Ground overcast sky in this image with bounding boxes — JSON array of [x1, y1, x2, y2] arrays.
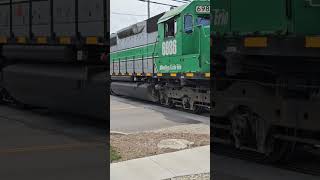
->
[[110, 0, 187, 33]]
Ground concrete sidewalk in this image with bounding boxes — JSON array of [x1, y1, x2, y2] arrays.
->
[[110, 145, 210, 180]]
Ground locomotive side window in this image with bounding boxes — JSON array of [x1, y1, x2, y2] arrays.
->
[[165, 18, 176, 38], [196, 16, 210, 26], [184, 14, 193, 33]]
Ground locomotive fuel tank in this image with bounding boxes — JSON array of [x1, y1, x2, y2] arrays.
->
[[0, 0, 108, 119], [111, 82, 157, 102], [2, 64, 107, 120]]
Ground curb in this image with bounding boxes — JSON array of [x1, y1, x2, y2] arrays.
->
[[110, 131, 130, 135]]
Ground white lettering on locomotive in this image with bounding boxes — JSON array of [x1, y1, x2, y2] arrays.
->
[[196, 5, 210, 13], [159, 64, 182, 71], [213, 9, 228, 26], [162, 40, 177, 56]]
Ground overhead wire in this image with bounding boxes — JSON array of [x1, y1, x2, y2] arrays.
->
[[111, 12, 147, 17], [137, 0, 178, 7]]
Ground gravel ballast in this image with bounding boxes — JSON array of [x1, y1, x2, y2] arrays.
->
[[110, 124, 210, 162]]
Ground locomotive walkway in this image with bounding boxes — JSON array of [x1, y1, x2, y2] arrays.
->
[[110, 145, 210, 180]]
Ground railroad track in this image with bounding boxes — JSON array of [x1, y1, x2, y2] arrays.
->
[[213, 143, 320, 176], [111, 94, 210, 117]]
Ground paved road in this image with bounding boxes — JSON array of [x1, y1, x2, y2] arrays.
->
[[110, 95, 210, 133], [0, 105, 107, 180], [213, 154, 319, 180]]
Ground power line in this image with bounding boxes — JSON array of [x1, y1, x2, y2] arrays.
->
[[111, 12, 147, 17], [137, 0, 178, 7], [171, 0, 191, 3]]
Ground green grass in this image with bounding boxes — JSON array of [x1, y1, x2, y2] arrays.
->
[[110, 147, 121, 162]]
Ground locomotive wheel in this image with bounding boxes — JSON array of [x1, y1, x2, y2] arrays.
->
[[0, 88, 6, 104], [163, 95, 174, 108], [229, 106, 291, 162], [166, 97, 174, 108], [0, 88, 33, 109], [263, 132, 292, 163], [159, 92, 167, 105], [182, 96, 191, 110], [192, 105, 204, 114], [0, 88, 15, 104], [229, 106, 257, 150], [265, 140, 291, 163]]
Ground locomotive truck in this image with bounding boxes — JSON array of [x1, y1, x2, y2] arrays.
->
[[211, 0, 320, 161], [0, 0, 108, 119], [110, 0, 210, 113]]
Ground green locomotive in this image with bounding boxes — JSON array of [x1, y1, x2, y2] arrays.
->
[[110, 0, 210, 112], [211, 0, 320, 160]]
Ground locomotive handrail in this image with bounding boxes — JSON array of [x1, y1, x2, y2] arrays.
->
[[305, 0, 320, 7], [151, 36, 159, 75]]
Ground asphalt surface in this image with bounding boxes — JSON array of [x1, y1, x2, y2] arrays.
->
[[0, 105, 108, 180], [213, 154, 320, 180], [110, 95, 210, 133]]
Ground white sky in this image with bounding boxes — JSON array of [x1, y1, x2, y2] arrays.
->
[[110, 0, 187, 33]]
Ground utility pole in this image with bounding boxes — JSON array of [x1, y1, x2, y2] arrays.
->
[[147, 0, 150, 19], [147, 0, 150, 47]]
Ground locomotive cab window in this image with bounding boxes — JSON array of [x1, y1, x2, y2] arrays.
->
[[196, 16, 210, 26], [184, 14, 193, 33], [164, 18, 177, 38]]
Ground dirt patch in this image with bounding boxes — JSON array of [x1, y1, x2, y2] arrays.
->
[[110, 132, 209, 162]]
